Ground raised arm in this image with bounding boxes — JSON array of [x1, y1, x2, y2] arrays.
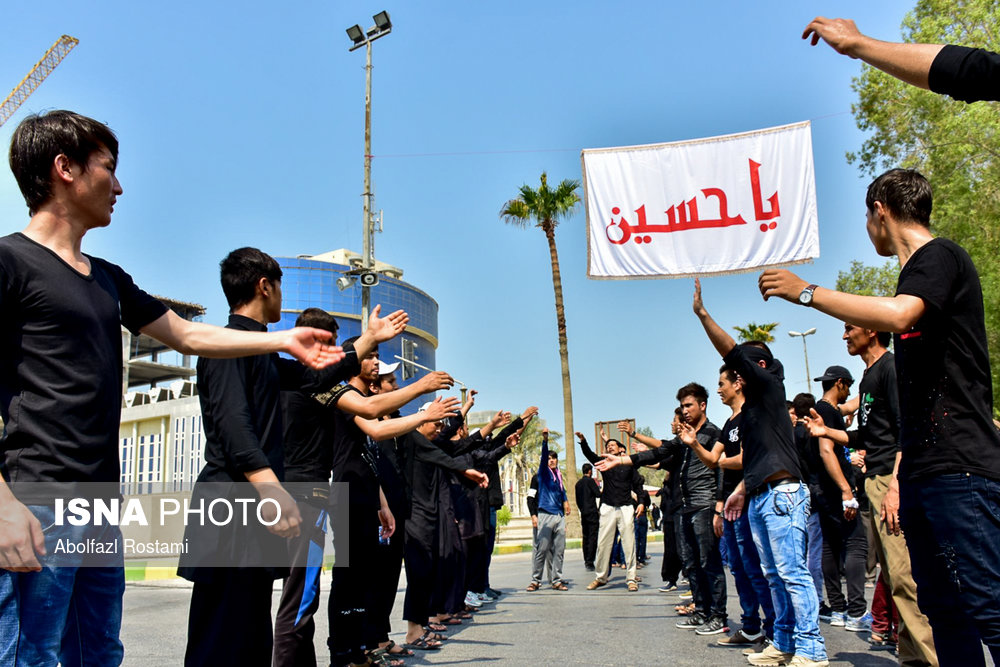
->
[[692, 279, 737, 358], [141, 309, 344, 369], [758, 269, 925, 333], [335, 371, 454, 420], [617, 420, 660, 448], [575, 432, 601, 464], [802, 16, 942, 90], [354, 397, 459, 441]]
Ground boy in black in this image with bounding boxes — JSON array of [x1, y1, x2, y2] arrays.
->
[[0, 111, 344, 667], [760, 168, 1000, 662], [811, 366, 867, 628], [177, 249, 409, 666]]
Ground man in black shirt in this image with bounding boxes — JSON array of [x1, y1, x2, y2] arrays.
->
[[759, 168, 1000, 662], [177, 249, 412, 666], [576, 464, 601, 570], [0, 111, 346, 667], [610, 385, 728, 635], [843, 323, 937, 664], [694, 280, 827, 665], [580, 434, 645, 592], [811, 366, 867, 629], [802, 16, 1000, 103]]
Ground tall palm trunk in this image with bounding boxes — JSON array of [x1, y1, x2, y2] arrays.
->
[[543, 221, 578, 515]]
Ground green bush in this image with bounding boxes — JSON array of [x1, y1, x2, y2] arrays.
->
[[496, 505, 512, 528]]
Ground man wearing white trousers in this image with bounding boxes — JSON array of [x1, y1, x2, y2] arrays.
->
[[580, 433, 645, 592]]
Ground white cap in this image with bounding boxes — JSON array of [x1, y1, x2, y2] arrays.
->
[[378, 360, 400, 376], [417, 401, 434, 412]]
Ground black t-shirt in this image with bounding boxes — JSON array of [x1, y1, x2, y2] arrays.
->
[[280, 389, 332, 484], [812, 399, 853, 498], [718, 412, 744, 501], [929, 45, 1000, 103], [723, 346, 802, 492], [857, 352, 900, 478], [329, 384, 381, 509], [894, 238, 1000, 482], [0, 233, 167, 486]]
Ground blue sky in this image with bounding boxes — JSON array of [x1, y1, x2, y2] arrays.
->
[[1, 1, 915, 461]]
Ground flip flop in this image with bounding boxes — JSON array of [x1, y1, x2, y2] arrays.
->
[[425, 623, 447, 632], [385, 641, 414, 657], [421, 630, 447, 641], [402, 634, 441, 651]]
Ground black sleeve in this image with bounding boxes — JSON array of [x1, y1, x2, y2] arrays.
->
[[631, 441, 678, 467], [723, 345, 772, 394], [631, 469, 644, 497], [491, 417, 524, 448], [883, 361, 901, 445], [929, 45, 1000, 103], [578, 436, 600, 464], [413, 433, 471, 473], [527, 475, 539, 516], [278, 340, 361, 393], [199, 357, 270, 472], [895, 241, 959, 313], [103, 259, 169, 334]]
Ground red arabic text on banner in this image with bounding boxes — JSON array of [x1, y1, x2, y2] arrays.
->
[[582, 121, 819, 279]]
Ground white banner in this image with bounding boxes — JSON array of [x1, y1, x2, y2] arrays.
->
[[583, 121, 818, 279]]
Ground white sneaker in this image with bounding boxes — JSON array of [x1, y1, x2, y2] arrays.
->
[[787, 656, 830, 667], [464, 592, 482, 608], [476, 593, 494, 604]]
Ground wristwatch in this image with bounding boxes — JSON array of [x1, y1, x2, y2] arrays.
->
[[798, 284, 818, 306]]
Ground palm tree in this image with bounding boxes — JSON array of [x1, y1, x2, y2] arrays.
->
[[500, 172, 581, 505], [733, 321, 780, 343]]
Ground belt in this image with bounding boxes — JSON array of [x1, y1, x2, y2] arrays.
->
[[747, 477, 799, 498]]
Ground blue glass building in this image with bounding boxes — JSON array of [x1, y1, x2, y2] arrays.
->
[[274, 250, 438, 415]]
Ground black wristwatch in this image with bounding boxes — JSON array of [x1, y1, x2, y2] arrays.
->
[[798, 284, 818, 306]]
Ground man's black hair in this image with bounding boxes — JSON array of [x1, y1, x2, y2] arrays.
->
[[220, 247, 282, 311], [739, 340, 773, 357], [548, 451, 559, 460], [676, 382, 709, 404], [821, 377, 851, 394], [876, 331, 892, 348], [719, 364, 739, 383], [9, 110, 120, 215], [674, 407, 683, 417], [866, 168, 932, 227], [295, 307, 338, 335], [792, 393, 816, 419], [582, 463, 593, 475]]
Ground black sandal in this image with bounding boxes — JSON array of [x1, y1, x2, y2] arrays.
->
[[402, 633, 441, 651], [385, 641, 414, 657]]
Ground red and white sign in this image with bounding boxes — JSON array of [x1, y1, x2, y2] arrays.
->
[[583, 121, 819, 279]]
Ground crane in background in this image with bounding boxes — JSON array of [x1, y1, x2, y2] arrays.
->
[[0, 35, 79, 128]]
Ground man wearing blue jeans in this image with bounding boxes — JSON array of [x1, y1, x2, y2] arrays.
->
[[0, 111, 344, 666], [760, 167, 1000, 665], [694, 280, 827, 667]]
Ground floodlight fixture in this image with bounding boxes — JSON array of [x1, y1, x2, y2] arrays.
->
[[372, 11, 391, 31], [346, 24, 365, 45]]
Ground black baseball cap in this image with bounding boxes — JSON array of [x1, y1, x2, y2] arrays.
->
[[814, 365, 854, 384]]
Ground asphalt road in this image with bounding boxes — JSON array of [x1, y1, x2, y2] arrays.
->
[[122, 540, 903, 666]]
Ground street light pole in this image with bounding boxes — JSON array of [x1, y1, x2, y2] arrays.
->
[[788, 328, 817, 394], [361, 38, 373, 330], [346, 11, 392, 332]]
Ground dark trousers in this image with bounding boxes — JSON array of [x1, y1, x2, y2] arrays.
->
[[185, 569, 274, 667], [484, 509, 498, 589], [328, 506, 378, 666], [818, 500, 867, 618], [901, 473, 1000, 666], [465, 533, 488, 594], [635, 514, 649, 563], [677, 507, 727, 619], [402, 530, 434, 626], [661, 512, 683, 584], [581, 513, 599, 566], [274, 503, 328, 667], [367, 517, 405, 647]]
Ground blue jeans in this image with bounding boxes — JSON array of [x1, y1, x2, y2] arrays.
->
[[748, 482, 825, 661], [806, 508, 824, 603], [900, 473, 1000, 666], [726, 511, 775, 637], [0, 505, 125, 667]]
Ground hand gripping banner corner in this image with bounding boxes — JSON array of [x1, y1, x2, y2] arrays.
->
[[582, 121, 819, 279]]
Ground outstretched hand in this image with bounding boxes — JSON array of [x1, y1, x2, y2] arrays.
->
[[595, 453, 618, 472], [505, 433, 520, 450], [422, 396, 460, 423], [416, 371, 455, 393], [803, 408, 827, 438], [758, 269, 808, 303], [677, 421, 697, 446], [463, 469, 489, 489], [285, 327, 346, 370], [692, 278, 706, 317], [521, 406, 539, 422], [367, 305, 409, 343], [802, 16, 864, 57]]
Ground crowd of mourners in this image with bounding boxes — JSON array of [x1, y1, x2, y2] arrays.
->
[[0, 14, 998, 667]]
